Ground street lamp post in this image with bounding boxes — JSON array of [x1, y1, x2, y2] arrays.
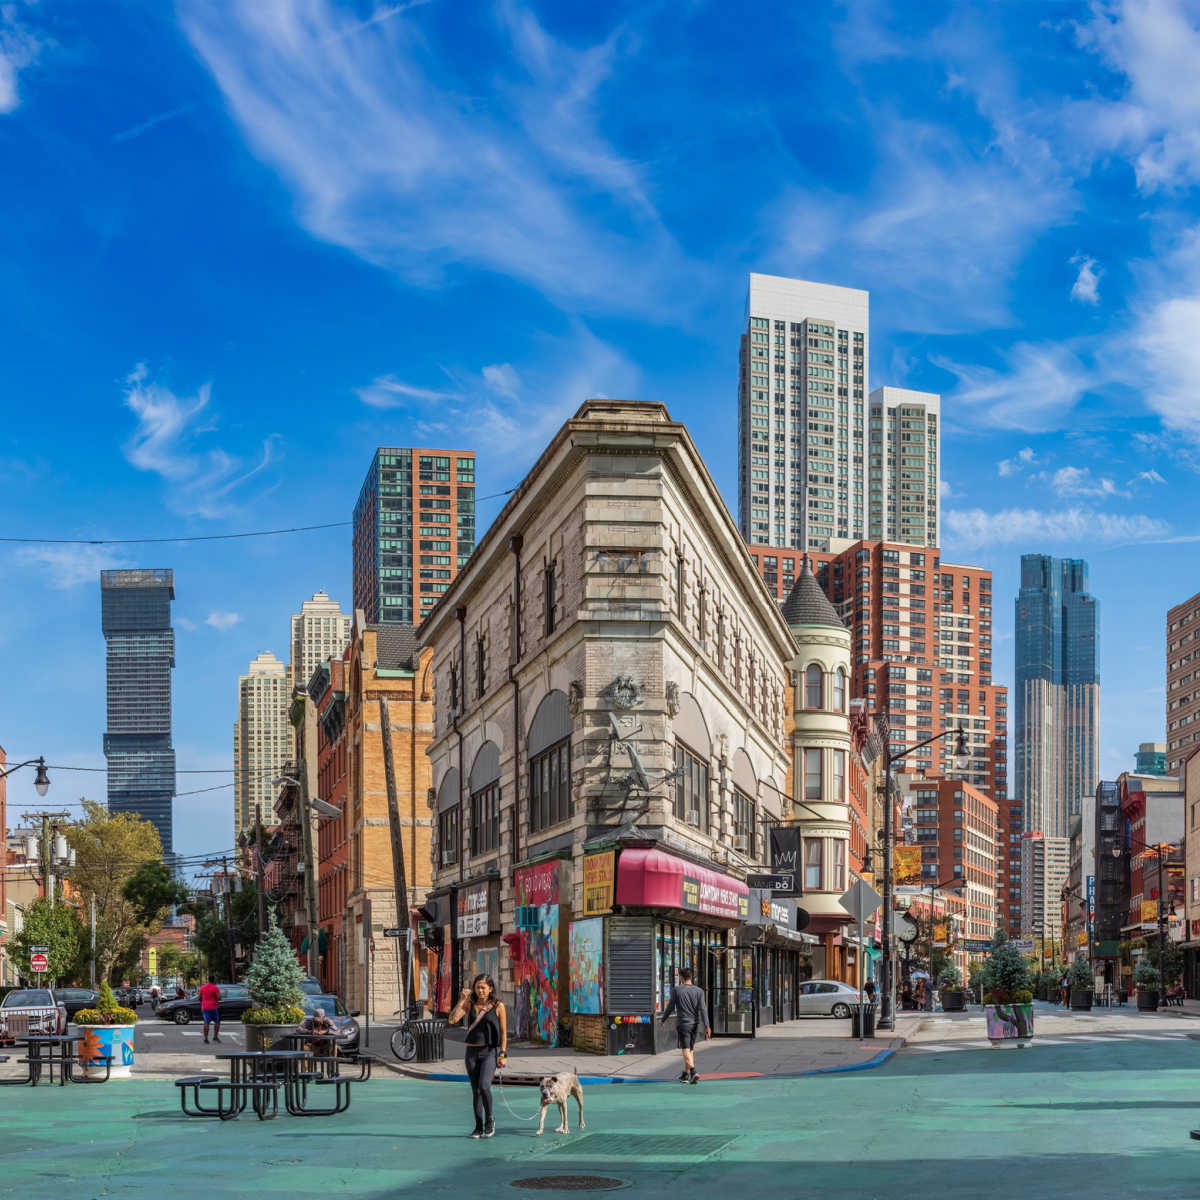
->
[[876, 726, 970, 1032], [0, 756, 51, 795]]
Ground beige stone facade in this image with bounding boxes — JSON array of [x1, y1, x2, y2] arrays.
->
[[421, 400, 795, 1049]]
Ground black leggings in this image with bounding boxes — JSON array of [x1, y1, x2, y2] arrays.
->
[[465, 1046, 497, 1127]]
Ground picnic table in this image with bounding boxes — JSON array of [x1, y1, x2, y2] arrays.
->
[[175, 1049, 356, 1121], [1, 1034, 111, 1087]]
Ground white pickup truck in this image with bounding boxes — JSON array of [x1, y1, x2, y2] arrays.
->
[[0, 988, 68, 1043]]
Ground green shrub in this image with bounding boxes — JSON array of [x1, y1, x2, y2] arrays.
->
[[242, 1005, 304, 1026], [1068, 956, 1093, 989], [937, 963, 962, 989], [246, 916, 304, 1010], [1133, 957, 1161, 988], [981, 928, 1033, 1004], [75, 981, 136, 1025]]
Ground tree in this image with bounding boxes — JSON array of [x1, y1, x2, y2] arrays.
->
[[122, 860, 187, 925], [245, 915, 303, 1017], [66, 800, 163, 981], [178, 953, 204, 987], [10, 898, 86, 984], [157, 944, 183, 981]]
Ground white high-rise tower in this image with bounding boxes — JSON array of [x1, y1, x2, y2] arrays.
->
[[233, 650, 289, 838], [868, 386, 941, 547], [289, 591, 352, 692], [738, 273, 869, 551]]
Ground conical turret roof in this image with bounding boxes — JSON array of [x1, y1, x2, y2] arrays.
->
[[781, 557, 844, 630]]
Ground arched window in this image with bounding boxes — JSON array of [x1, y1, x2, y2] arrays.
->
[[833, 668, 847, 713], [804, 664, 823, 709]]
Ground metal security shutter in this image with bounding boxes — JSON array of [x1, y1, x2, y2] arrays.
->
[[607, 915, 653, 1013]]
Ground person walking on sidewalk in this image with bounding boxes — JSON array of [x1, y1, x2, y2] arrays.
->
[[661, 968, 710, 1084], [198, 977, 222, 1044], [448, 974, 508, 1139]]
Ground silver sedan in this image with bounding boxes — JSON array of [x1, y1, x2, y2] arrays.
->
[[795, 979, 868, 1018]]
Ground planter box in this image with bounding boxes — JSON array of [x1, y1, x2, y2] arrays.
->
[[985, 1003, 1034, 1045], [1070, 989, 1093, 1011], [77, 1024, 135, 1079], [244, 1023, 298, 1053], [940, 990, 966, 1012], [1136, 989, 1159, 1012]]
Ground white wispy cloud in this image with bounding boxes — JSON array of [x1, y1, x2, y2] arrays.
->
[[176, 616, 198, 632], [12, 544, 130, 589], [355, 375, 454, 409], [1070, 255, 1102, 305], [944, 505, 1169, 548], [1045, 465, 1127, 500], [111, 103, 196, 144], [0, 5, 42, 115], [997, 447, 1036, 477], [204, 611, 242, 631], [178, 0, 691, 315], [122, 363, 279, 517], [482, 363, 520, 400], [1132, 468, 1166, 485]]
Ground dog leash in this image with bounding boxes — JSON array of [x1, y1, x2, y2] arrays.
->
[[494, 1069, 542, 1122]]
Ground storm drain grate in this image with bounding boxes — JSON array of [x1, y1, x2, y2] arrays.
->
[[546, 1133, 736, 1159], [511, 1177, 626, 1192]]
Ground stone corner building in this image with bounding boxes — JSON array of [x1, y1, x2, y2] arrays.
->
[[420, 399, 799, 1052]]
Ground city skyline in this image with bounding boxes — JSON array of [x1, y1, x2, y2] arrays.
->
[[0, 3, 1192, 862]]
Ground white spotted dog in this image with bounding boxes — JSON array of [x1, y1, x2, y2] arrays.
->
[[535, 1072, 585, 1136]]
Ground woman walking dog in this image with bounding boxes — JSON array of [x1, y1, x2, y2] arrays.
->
[[448, 974, 508, 1138]]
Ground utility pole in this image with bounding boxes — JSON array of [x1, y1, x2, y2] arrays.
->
[[294, 691, 321, 978], [379, 696, 412, 1013], [90, 895, 97, 988], [221, 856, 237, 981], [22, 811, 71, 904], [255, 803, 267, 944]]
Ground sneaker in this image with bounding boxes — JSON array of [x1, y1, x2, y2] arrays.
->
[[213, 1034, 221, 1043], [483, 1119, 496, 1138], [469, 1127, 485, 1139], [678, 1070, 690, 1082], [203, 1035, 209, 1044], [689, 1071, 700, 1085]]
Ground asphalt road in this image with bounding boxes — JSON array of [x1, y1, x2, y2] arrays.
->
[[98, 1013, 399, 1056]]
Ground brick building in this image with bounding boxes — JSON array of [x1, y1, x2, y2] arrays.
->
[[1167, 589, 1200, 775], [311, 658, 349, 996]]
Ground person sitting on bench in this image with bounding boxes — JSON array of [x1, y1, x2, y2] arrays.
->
[[299, 1008, 337, 1055]]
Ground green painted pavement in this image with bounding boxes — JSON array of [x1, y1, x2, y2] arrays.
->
[[4, 1037, 1200, 1199]]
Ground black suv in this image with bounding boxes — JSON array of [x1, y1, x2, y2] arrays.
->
[[156, 984, 253, 1024], [56, 988, 100, 1020]]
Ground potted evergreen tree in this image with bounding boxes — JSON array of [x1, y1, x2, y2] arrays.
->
[[74, 981, 137, 1079], [1134, 957, 1161, 1012], [938, 963, 966, 1011], [1068, 954, 1094, 1010], [982, 929, 1034, 1046], [241, 917, 305, 1052]]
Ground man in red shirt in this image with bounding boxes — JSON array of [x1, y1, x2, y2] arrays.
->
[[198, 976, 222, 1044]]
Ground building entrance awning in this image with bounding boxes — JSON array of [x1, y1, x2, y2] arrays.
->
[[615, 847, 749, 921]]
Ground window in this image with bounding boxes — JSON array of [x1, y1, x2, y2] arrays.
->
[[544, 561, 558, 635], [675, 553, 684, 619], [805, 664, 823, 709], [804, 838, 823, 890], [832, 749, 846, 802], [673, 742, 709, 829], [831, 840, 846, 893], [733, 789, 756, 852], [475, 634, 486, 698], [529, 737, 571, 832], [833, 668, 846, 713], [439, 804, 460, 866], [470, 783, 500, 855], [804, 747, 822, 800]]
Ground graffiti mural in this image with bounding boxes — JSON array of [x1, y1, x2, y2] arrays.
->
[[514, 860, 560, 1045], [569, 918, 604, 1015]]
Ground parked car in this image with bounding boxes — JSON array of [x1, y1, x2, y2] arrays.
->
[[299, 994, 360, 1054], [156, 984, 254, 1025], [0, 988, 68, 1042], [56, 988, 100, 1020], [300, 975, 324, 995], [794, 979, 865, 1019]]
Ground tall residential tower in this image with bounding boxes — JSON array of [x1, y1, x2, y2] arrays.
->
[[352, 448, 476, 625], [867, 387, 940, 547], [101, 569, 176, 852], [289, 591, 351, 691], [1015, 554, 1100, 839], [233, 651, 290, 838], [738, 274, 868, 551]]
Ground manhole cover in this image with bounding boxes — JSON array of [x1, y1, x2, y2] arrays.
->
[[511, 1178, 625, 1192], [547, 1133, 735, 1158]]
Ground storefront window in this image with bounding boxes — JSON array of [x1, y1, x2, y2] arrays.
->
[[804, 748, 822, 800], [805, 838, 823, 890], [655, 922, 715, 1012], [673, 742, 709, 829], [529, 737, 571, 832]]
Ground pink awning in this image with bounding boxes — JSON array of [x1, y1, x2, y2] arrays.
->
[[615, 847, 749, 921]]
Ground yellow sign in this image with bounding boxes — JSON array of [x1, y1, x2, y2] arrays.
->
[[894, 845, 922, 886], [1077, 931, 1088, 946], [1141, 900, 1159, 923], [583, 851, 616, 916], [148, 948, 157, 975]]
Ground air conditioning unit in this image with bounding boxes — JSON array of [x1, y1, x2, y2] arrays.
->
[[687, 810, 701, 827], [732, 835, 748, 853]]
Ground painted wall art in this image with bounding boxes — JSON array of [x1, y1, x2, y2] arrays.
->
[[514, 859, 560, 1045], [569, 918, 604, 1015]]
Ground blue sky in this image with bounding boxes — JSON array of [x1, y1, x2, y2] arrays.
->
[[1, 0, 1198, 859]]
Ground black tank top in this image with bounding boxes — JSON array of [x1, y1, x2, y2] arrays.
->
[[467, 1003, 502, 1048]]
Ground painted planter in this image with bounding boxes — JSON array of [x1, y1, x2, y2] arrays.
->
[[985, 1003, 1034, 1045], [77, 1024, 135, 1079], [1070, 989, 1093, 1011], [244, 1023, 297, 1053]]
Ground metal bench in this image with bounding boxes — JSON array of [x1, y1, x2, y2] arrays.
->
[[288, 1075, 352, 1117], [175, 1075, 279, 1121]]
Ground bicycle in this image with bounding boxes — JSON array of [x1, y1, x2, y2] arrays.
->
[[389, 1003, 423, 1062]]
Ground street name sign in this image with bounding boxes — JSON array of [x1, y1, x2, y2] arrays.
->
[[382, 928, 402, 937], [746, 873, 794, 892]]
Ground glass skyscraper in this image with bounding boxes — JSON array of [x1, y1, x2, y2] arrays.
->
[[101, 569, 176, 852], [1015, 555, 1099, 839]]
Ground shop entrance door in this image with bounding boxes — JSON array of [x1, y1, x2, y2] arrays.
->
[[711, 947, 755, 1037]]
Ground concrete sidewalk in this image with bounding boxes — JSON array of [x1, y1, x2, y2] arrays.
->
[[392, 1014, 923, 1082]]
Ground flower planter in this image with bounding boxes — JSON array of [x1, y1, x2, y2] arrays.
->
[[941, 990, 966, 1012], [77, 1024, 135, 1079], [1070, 988, 1093, 1011], [985, 1003, 1034, 1046], [244, 1023, 298, 1053], [1136, 989, 1159, 1012]]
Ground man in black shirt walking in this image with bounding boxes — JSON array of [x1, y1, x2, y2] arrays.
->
[[661, 968, 711, 1084]]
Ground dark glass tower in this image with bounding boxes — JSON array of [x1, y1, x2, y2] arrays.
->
[[101, 569, 176, 852], [1015, 555, 1099, 839]]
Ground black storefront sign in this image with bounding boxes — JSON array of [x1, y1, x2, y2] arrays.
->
[[768, 827, 803, 896], [746, 890, 799, 931]]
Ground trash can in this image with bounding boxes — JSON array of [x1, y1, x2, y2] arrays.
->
[[849, 1003, 876, 1039], [411, 1018, 447, 1063]]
